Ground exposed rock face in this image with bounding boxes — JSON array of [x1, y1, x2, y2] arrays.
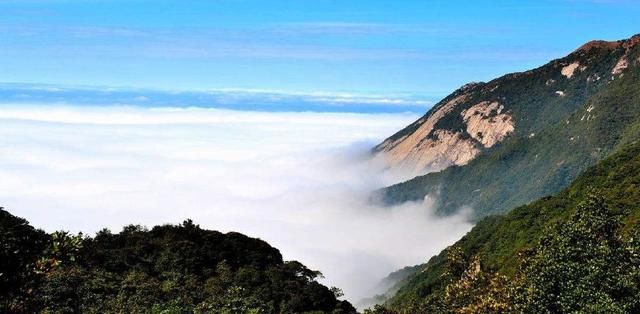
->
[[561, 62, 580, 78], [461, 101, 514, 148], [611, 37, 639, 75], [375, 93, 514, 175], [388, 129, 480, 175], [612, 57, 628, 75], [375, 92, 479, 174]]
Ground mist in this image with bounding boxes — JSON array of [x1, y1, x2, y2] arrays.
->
[[0, 105, 473, 303]]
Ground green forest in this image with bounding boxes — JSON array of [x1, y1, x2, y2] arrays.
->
[[0, 213, 355, 313], [370, 135, 640, 313]]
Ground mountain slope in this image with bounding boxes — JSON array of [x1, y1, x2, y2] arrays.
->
[[376, 34, 640, 218], [0, 212, 356, 313], [378, 138, 640, 313]]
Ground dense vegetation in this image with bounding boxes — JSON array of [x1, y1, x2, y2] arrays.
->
[[0, 214, 355, 313], [380, 35, 640, 219], [372, 138, 640, 313]]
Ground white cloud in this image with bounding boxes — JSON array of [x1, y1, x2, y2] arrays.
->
[[0, 83, 434, 113], [0, 105, 472, 304]]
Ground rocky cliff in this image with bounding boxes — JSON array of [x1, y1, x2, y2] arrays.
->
[[375, 83, 515, 175]]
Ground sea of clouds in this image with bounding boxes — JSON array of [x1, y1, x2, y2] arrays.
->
[[0, 105, 472, 303]]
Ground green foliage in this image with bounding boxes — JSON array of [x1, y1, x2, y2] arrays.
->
[[362, 304, 398, 314], [382, 140, 640, 313], [35, 231, 84, 274], [0, 216, 356, 313], [0, 208, 49, 312], [511, 194, 640, 313], [194, 286, 269, 314]]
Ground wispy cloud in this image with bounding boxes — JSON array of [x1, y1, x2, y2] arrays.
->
[[0, 83, 435, 113]]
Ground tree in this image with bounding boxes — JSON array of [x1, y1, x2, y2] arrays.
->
[[0, 208, 49, 313], [330, 287, 344, 299], [35, 231, 83, 274], [512, 193, 640, 313]]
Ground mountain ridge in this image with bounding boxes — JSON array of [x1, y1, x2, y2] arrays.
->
[[375, 33, 640, 218]]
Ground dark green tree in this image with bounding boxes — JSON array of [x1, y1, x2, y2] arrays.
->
[[0, 208, 49, 312]]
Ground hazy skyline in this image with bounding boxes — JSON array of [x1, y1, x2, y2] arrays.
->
[[1, 0, 639, 99]]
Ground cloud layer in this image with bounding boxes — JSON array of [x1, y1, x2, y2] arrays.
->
[[0, 105, 472, 303], [0, 83, 434, 113]]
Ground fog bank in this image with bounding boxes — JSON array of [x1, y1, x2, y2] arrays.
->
[[0, 105, 473, 302]]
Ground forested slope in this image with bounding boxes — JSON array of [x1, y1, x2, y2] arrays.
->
[[372, 140, 640, 313], [0, 213, 355, 313]]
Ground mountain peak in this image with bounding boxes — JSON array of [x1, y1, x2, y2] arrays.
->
[[576, 40, 621, 53], [575, 33, 640, 53], [624, 33, 640, 48]]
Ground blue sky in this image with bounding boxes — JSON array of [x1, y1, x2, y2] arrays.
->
[[0, 0, 639, 98]]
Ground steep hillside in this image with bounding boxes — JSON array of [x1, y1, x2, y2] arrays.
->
[[376, 34, 640, 218], [0, 212, 355, 313], [356, 265, 422, 309], [375, 139, 640, 313]]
